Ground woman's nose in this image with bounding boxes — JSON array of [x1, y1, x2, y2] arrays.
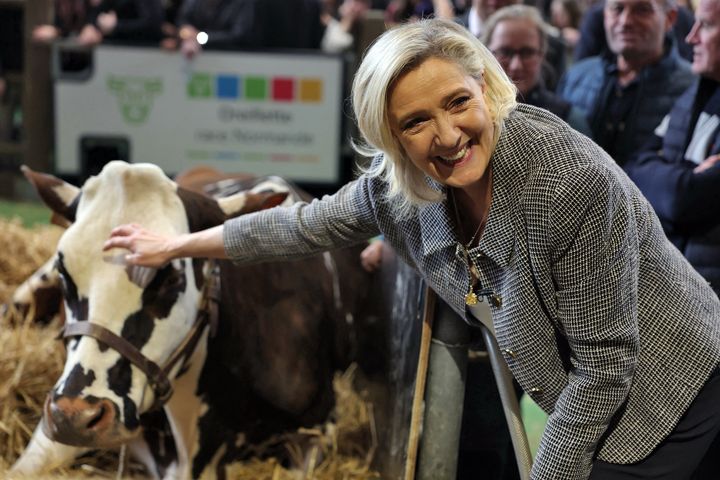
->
[[434, 117, 461, 149]]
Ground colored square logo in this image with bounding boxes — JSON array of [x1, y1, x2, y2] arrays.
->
[[216, 75, 239, 99], [245, 77, 267, 100], [188, 73, 213, 98], [299, 79, 323, 102], [272, 78, 294, 102]]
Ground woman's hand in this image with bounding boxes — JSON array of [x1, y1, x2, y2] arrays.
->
[[103, 224, 178, 268]]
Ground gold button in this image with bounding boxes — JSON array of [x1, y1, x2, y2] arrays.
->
[[529, 387, 543, 395], [502, 348, 516, 358]]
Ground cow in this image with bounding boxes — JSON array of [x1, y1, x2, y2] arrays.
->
[[10, 161, 378, 479]]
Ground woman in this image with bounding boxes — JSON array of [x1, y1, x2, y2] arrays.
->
[[105, 19, 720, 478]]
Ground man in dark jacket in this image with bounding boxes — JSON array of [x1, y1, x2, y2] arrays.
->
[[573, 0, 695, 61], [557, 0, 694, 166], [625, 0, 720, 300]]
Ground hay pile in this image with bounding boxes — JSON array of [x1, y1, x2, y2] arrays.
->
[[0, 218, 63, 305], [0, 217, 380, 479]]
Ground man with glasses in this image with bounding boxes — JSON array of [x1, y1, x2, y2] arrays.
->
[[558, 0, 694, 166], [483, 4, 591, 134]]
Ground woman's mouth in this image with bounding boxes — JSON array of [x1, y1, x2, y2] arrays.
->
[[437, 143, 471, 166]]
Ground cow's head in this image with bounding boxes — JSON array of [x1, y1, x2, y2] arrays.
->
[[22, 161, 287, 449]]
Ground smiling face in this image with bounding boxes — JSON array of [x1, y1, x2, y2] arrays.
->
[[686, 0, 720, 81], [603, 0, 672, 62], [487, 18, 543, 96], [388, 57, 495, 193]]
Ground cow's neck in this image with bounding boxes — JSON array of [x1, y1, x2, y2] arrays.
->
[[163, 329, 210, 478]]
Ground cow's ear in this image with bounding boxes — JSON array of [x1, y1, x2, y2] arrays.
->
[[217, 191, 289, 218], [21, 165, 81, 225]]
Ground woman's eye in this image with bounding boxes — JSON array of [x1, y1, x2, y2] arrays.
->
[[451, 96, 470, 108], [402, 118, 423, 131]]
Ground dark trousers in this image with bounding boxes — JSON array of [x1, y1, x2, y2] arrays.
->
[[590, 367, 720, 479]]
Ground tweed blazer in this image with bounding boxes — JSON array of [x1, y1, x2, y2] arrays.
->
[[224, 105, 720, 479]]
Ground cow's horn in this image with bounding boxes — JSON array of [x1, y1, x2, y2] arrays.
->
[[21, 165, 81, 224], [217, 191, 289, 218]]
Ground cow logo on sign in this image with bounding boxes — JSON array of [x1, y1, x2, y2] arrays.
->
[[107, 76, 163, 125]]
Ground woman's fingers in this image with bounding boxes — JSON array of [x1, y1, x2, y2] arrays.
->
[[104, 224, 141, 251]]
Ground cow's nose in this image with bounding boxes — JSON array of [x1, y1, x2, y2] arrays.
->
[[42, 395, 116, 445]]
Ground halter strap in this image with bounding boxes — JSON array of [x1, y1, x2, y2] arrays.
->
[[61, 260, 221, 411]]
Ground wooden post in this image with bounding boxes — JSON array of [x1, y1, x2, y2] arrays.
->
[[23, 0, 54, 174]]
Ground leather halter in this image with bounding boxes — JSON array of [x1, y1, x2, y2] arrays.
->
[[60, 260, 221, 411]]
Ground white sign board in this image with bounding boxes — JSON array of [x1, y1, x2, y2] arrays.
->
[[54, 45, 345, 184]]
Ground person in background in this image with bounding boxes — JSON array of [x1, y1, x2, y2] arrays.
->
[[320, 0, 371, 53], [384, 0, 455, 25], [168, 0, 260, 58], [550, 0, 584, 50], [104, 18, 720, 479], [32, 0, 100, 45], [558, 0, 694, 166], [483, 4, 591, 133], [574, 0, 695, 60], [458, 0, 567, 88], [625, 0, 720, 300], [160, 0, 184, 42], [77, 0, 164, 46], [168, 0, 324, 59]]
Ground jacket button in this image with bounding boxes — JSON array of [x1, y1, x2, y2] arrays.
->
[[502, 348, 516, 358], [529, 387, 543, 395]]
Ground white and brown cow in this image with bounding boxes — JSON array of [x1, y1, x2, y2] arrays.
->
[[10, 161, 376, 479]]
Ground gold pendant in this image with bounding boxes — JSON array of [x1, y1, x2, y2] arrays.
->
[[465, 291, 478, 305]]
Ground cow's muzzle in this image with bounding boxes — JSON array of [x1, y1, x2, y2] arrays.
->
[[41, 394, 131, 447]]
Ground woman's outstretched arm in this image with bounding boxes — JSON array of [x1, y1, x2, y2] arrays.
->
[[103, 223, 227, 268]]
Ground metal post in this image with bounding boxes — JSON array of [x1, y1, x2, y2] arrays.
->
[[471, 302, 533, 480], [416, 300, 471, 480]]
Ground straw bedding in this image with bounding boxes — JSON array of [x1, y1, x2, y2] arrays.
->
[[0, 217, 379, 479]]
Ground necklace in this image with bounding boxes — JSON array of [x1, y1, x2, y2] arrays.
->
[[449, 188, 490, 306]]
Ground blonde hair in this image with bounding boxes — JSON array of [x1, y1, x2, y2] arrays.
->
[[352, 18, 517, 217]]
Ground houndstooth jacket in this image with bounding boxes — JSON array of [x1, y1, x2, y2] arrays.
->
[[224, 104, 720, 479]]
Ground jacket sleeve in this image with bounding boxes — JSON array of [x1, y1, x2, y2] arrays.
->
[[531, 157, 640, 480], [223, 177, 381, 264], [625, 136, 720, 232]]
